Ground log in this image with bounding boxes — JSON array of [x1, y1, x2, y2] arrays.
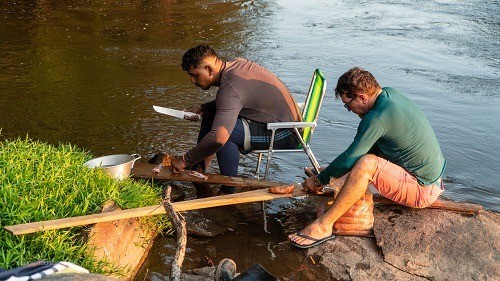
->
[[4, 186, 302, 236], [132, 162, 283, 189]]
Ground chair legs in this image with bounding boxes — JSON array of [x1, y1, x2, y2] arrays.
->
[[255, 149, 320, 180], [256, 153, 263, 179], [293, 127, 321, 174], [264, 151, 274, 180], [303, 145, 321, 174], [255, 128, 321, 180]]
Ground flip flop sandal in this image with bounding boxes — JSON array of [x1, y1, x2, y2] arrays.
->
[[290, 232, 336, 249]]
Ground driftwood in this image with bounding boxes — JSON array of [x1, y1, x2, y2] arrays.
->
[[162, 186, 186, 281]]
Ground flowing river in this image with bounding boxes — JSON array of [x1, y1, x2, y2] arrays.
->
[[1, 0, 498, 279]]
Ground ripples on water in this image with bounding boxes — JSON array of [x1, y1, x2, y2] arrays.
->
[[0, 0, 498, 277], [0, 0, 497, 213]]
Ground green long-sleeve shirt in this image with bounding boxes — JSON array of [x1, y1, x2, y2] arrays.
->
[[317, 87, 446, 185]]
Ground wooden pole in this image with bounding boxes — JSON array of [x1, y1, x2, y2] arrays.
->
[[4, 186, 482, 236]]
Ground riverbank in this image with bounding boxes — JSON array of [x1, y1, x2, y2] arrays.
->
[[0, 137, 167, 277]]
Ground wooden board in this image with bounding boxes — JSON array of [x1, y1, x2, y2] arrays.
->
[[4, 182, 482, 235], [132, 162, 283, 189], [319, 193, 482, 215], [4, 186, 303, 236], [372, 194, 482, 215]]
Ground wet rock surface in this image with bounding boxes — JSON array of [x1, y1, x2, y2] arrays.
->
[[185, 206, 241, 237], [296, 203, 500, 280], [373, 205, 500, 280]]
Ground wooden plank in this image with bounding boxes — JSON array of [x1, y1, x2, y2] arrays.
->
[[372, 194, 483, 215], [132, 162, 283, 189], [4, 184, 482, 235], [318, 192, 482, 215], [4, 186, 302, 236]]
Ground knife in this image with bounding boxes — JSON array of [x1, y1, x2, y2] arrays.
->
[[153, 105, 201, 120]]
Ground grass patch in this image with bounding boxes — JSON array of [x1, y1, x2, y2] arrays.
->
[[0, 136, 168, 273]]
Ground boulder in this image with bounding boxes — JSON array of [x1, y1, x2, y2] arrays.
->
[[288, 199, 500, 280], [373, 205, 500, 280]]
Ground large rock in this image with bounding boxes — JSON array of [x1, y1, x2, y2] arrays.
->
[[373, 205, 500, 280], [307, 236, 426, 280], [288, 199, 500, 280]]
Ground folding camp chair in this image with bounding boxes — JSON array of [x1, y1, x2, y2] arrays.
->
[[253, 69, 327, 180]]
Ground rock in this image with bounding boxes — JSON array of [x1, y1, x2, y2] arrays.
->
[[307, 236, 425, 280], [183, 266, 216, 280], [287, 198, 500, 280], [373, 205, 500, 280]]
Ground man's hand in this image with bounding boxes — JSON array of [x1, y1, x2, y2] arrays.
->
[[183, 105, 203, 122], [301, 175, 324, 194], [170, 155, 187, 173]]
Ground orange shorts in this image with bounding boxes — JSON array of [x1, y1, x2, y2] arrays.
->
[[371, 157, 444, 208]]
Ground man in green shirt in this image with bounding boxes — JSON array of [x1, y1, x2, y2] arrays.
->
[[289, 67, 446, 248]]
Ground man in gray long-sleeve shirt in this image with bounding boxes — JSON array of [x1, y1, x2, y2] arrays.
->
[[171, 44, 301, 194]]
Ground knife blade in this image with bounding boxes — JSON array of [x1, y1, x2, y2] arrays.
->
[[153, 105, 201, 120]]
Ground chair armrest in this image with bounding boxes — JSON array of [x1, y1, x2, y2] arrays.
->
[[266, 121, 317, 130]]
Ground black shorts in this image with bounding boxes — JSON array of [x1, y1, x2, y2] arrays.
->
[[240, 119, 301, 154]]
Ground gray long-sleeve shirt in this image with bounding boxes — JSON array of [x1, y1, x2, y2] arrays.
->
[[184, 58, 301, 166]]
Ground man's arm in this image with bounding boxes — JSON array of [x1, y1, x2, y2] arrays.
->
[[317, 114, 385, 184], [183, 90, 243, 167]]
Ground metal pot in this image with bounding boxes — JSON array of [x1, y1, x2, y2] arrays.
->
[[84, 153, 141, 181]]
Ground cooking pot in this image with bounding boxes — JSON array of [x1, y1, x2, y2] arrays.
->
[[83, 153, 141, 181]]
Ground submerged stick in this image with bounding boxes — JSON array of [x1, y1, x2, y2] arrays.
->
[[163, 186, 186, 281]]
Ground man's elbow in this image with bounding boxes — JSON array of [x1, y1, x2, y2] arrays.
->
[[214, 127, 230, 147]]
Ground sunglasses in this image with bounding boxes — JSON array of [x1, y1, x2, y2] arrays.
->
[[343, 97, 356, 110]]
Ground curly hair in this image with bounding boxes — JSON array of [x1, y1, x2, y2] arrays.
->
[[181, 44, 218, 71], [335, 67, 381, 98]]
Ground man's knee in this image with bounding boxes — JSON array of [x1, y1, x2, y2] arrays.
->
[[352, 154, 379, 176]]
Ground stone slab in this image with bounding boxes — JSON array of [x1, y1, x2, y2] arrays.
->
[[373, 205, 500, 280]]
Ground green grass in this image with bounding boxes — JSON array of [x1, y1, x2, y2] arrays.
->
[[0, 135, 168, 273]]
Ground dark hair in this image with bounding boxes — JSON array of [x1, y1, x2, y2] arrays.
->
[[181, 44, 218, 71], [335, 67, 381, 98]]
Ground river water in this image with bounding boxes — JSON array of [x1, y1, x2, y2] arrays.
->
[[1, 0, 498, 279]]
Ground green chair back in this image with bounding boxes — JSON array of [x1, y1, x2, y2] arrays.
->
[[300, 69, 327, 146]]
